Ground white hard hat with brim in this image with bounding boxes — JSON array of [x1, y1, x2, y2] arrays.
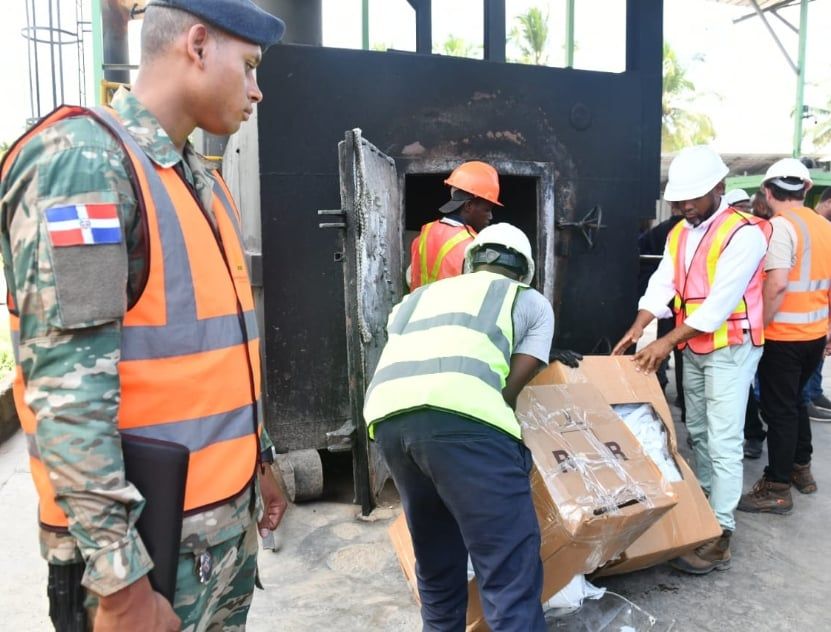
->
[[664, 146, 729, 202]]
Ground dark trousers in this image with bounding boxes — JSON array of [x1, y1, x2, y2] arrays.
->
[[759, 338, 826, 483], [375, 409, 545, 632]]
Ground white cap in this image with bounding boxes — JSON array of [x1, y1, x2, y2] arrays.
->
[[464, 222, 535, 284], [724, 189, 750, 205], [664, 146, 729, 202], [763, 158, 812, 191]]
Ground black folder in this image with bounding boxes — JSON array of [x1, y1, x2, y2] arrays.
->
[[121, 434, 189, 604]]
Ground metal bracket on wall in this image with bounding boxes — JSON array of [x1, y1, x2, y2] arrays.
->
[[325, 418, 356, 452], [318, 209, 346, 229], [555, 205, 605, 249]]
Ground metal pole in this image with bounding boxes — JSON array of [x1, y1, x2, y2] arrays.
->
[[48, 0, 57, 110], [792, 0, 808, 157], [91, 0, 104, 105], [565, 0, 575, 68], [362, 0, 369, 50], [57, 0, 65, 105]]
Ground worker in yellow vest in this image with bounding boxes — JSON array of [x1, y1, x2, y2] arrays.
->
[[613, 145, 770, 575], [739, 159, 831, 514], [366, 223, 553, 631], [407, 161, 502, 289], [0, 1, 287, 629]]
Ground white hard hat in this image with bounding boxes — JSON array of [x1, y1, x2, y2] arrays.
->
[[724, 189, 750, 205], [464, 222, 535, 284], [763, 158, 812, 191], [664, 146, 729, 202]]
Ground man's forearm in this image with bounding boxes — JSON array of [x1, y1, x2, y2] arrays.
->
[[663, 322, 702, 348]]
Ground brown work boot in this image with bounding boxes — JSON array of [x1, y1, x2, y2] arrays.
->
[[791, 463, 817, 494], [669, 530, 732, 575], [737, 477, 793, 514]]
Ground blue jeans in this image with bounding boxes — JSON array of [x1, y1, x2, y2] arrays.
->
[[683, 338, 763, 531], [802, 357, 824, 403], [375, 409, 545, 632]]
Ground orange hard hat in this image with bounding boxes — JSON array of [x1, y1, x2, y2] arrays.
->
[[444, 161, 504, 206]]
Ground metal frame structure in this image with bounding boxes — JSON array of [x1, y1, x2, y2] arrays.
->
[[715, 0, 813, 157]]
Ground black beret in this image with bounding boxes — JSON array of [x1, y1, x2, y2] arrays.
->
[[148, 0, 285, 50]]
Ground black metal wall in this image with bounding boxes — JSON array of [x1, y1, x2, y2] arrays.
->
[[257, 0, 662, 450]]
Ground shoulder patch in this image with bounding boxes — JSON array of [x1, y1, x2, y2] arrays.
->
[[45, 203, 122, 247]]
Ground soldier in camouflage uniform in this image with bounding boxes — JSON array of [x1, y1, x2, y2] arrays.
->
[[0, 1, 287, 630]]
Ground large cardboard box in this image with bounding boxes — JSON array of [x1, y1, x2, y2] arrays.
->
[[530, 356, 722, 576], [388, 383, 677, 631]]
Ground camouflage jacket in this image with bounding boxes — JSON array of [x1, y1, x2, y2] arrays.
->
[[0, 88, 272, 596]]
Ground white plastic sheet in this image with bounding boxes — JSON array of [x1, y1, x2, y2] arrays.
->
[[611, 404, 682, 483]]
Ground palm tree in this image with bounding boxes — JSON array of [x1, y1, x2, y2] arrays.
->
[[512, 7, 549, 66], [808, 99, 831, 150], [436, 35, 481, 59], [662, 43, 715, 152]]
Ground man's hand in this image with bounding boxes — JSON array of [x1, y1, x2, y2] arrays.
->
[[258, 465, 289, 536], [631, 337, 673, 373], [549, 348, 583, 368], [94, 575, 180, 632], [612, 324, 645, 355]]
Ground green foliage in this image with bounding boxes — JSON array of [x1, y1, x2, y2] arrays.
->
[[434, 34, 481, 59], [511, 7, 549, 65], [662, 42, 716, 152], [808, 99, 831, 149]]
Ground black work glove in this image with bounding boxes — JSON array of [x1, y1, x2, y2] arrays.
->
[[549, 348, 583, 368]]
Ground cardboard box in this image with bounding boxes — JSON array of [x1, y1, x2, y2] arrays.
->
[[531, 356, 723, 576], [388, 382, 676, 631]]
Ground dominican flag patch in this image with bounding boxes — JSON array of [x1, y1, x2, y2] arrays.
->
[[45, 203, 122, 247]]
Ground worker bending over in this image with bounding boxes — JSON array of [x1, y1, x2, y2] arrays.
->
[[366, 223, 553, 631]]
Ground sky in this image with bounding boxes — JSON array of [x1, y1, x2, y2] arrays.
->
[[1, 0, 829, 155]]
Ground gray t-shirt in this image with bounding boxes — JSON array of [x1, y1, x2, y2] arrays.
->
[[512, 288, 555, 363]]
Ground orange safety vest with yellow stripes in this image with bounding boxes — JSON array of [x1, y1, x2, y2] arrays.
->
[[667, 207, 771, 354], [765, 206, 831, 342], [3, 105, 261, 530], [409, 219, 476, 289]]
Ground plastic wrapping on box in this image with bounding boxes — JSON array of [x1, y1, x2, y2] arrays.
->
[[517, 384, 677, 578], [530, 356, 722, 578], [611, 404, 682, 483]]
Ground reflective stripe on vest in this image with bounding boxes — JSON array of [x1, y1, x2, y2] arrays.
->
[[667, 208, 770, 354], [364, 271, 523, 439], [6, 105, 260, 529], [410, 220, 476, 289], [766, 207, 831, 341]]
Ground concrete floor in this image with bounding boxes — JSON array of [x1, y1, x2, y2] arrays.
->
[[1, 359, 829, 631]]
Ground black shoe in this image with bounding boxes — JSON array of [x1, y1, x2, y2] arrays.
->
[[812, 394, 831, 412], [807, 403, 831, 423], [743, 438, 763, 459]]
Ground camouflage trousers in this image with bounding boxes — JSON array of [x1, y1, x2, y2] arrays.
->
[[174, 521, 259, 632]]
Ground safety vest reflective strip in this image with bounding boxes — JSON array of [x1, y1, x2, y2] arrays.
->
[[411, 221, 476, 289], [765, 206, 831, 341], [364, 271, 522, 439], [5, 106, 260, 529], [667, 208, 769, 354]]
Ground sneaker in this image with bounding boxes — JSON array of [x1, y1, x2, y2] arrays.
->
[[791, 463, 817, 494], [737, 478, 793, 514], [743, 438, 763, 460], [812, 394, 831, 411], [669, 530, 732, 575], [807, 403, 831, 422]]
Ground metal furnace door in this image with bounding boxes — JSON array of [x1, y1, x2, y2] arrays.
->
[[337, 129, 403, 514]]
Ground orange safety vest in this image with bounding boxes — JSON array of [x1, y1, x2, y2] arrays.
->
[[667, 207, 771, 354], [409, 219, 476, 289], [3, 106, 261, 530], [765, 206, 831, 342]]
